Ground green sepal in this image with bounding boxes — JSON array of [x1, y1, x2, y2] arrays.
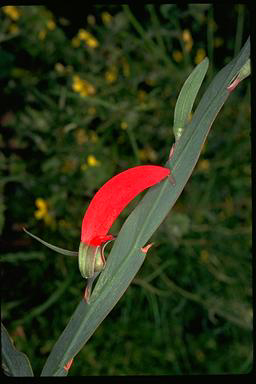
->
[[78, 242, 105, 279], [23, 228, 78, 257]]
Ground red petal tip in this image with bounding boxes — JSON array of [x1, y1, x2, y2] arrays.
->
[[64, 358, 74, 372], [141, 243, 154, 254]]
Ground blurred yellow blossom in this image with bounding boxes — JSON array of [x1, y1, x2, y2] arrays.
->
[[3, 6, 21, 21], [61, 158, 77, 173], [182, 29, 193, 52], [58, 219, 71, 229], [197, 159, 210, 172], [38, 30, 47, 40], [195, 350, 205, 362], [34, 198, 55, 226], [83, 155, 101, 168], [72, 75, 96, 97], [90, 132, 99, 143], [145, 77, 156, 86], [101, 11, 112, 25], [87, 155, 100, 166], [138, 147, 158, 162], [214, 37, 224, 48], [105, 66, 118, 84], [138, 90, 147, 103], [121, 59, 130, 78], [120, 121, 128, 130], [195, 48, 206, 64], [172, 50, 183, 63], [223, 196, 234, 216], [78, 29, 91, 41], [77, 29, 99, 48], [86, 36, 99, 48], [71, 36, 80, 48], [200, 249, 209, 263], [87, 15, 96, 26], [8, 23, 20, 35], [88, 106, 97, 116], [75, 129, 88, 145], [55, 62, 65, 74], [47, 19, 56, 31]]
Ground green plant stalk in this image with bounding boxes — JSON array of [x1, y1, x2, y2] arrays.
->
[[12, 273, 73, 328], [147, 5, 166, 52], [122, 5, 175, 70], [207, 6, 214, 80], [234, 5, 245, 57], [41, 38, 250, 376]]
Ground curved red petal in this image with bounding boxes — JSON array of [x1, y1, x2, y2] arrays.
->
[[81, 165, 170, 245]]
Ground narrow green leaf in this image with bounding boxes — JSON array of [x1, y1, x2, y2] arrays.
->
[[1, 323, 34, 376], [41, 37, 250, 376], [23, 228, 78, 257], [173, 57, 209, 141]]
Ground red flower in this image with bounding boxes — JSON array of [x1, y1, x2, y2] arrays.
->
[[81, 165, 170, 247], [78, 165, 170, 285]]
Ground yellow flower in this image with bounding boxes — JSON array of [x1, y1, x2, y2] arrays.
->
[[214, 37, 224, 48], [75, 129, 88, 145], [122, 59, 130, 78], [61, 159, 77, 173], [195, 350, 205, 362], [101, 11, 112, 25], [138, 90, 147, 103], [88, 106, 96, 116], [197, 159, 210, 172], [71, 36, 80, 48], [3, 6, 21, 21], [90, 132, 99, 143], [200, 250, 209, 263], [195, 48, 206, 64], [105, 66, 118, 84], [35, 198, 47, 212], [138, 147, 158, 162], [72, 75, 83, 92], [54, 62, 65, 74], [8, 23, 20, 34], [145, 77, 156, 86], [172, 50, 183, 63], [58, 219, 71, 229], [182, 29, 193, 52], [223, 196, 234, 216], [86, 36, 99, 48], [47, 20, 56, 31], [77, 29, 99, 48], [72, 75, 96, 96], [87, 155, 101, 167], [38, 30, 47, 41], [87, 15, 96, 26], [78, 29, 91, 41], [120, 121, 128, 130]]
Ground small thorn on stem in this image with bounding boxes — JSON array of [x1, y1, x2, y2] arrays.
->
[[141, 243, 154, 254], [64, 358, 74, 372]]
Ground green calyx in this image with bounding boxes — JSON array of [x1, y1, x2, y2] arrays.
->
[[78, 242, 105, 279]]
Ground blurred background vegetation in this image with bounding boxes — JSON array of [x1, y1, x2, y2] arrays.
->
[[0, 4, 252, 376]]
